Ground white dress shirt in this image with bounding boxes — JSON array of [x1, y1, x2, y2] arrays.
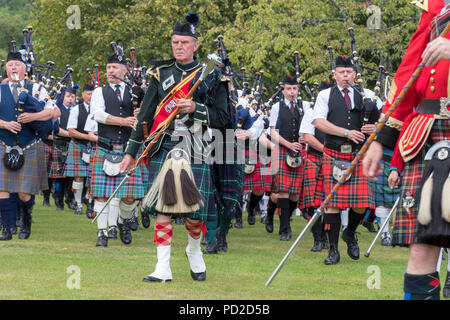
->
[[90, 82, 126, 124], [269, 97, 311, 128], [67, 102, 90, 129]]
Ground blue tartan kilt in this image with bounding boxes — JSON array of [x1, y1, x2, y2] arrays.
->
[[0, 140, 48, 194], [64, 140, 90, 177], [90, 138, 144, 199], [145, 137, 214, 221], [369, 158, 401, 208]]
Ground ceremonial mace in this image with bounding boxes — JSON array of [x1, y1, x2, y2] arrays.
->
[[265, 23, 450, 287], [92, 54, 223, 223]]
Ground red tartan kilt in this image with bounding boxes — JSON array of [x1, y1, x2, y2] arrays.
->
[[243, 149, 265, 191], [322, 147, 374, 210], [273, 146, 304, 194], [300, 150, 324, 209]]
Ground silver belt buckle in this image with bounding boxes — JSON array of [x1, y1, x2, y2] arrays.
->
[[340, 144, 352, 153], [439, 97, 450, 118], [113, 145, 123, 152]]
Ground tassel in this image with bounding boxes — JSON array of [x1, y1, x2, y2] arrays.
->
[[180, 169, 202, 206], [442, 176, 450, 223], [417, 175, 433, 226], [143, 158, 174, 210], [162, 169, 177, 205]]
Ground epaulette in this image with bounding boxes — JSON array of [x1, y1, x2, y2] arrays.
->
[[410, 0, 428, 12], [147, 58, 176, 83]]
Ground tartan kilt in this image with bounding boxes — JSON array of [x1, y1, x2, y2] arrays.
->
[[48, 142, 68, 179], [243, 149, 265, 191], [369, 157, 401, 208], [144, 137, 214, 221], [85, 145, 96, 187], [322, 147, 374, 210], [90, 138, 144, 199], [0, 140, 48, 194], [138, 145, 150, 192], [273, 146, 304, 194], [212, 144, 245, 211], [44, 142, 53, 174], [300, 150, 324, 209], [64, 140, 90, 177], [392, 118, 450, 247]]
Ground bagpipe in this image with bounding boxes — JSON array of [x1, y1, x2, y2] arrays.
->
[[109, 41, 146, 110]]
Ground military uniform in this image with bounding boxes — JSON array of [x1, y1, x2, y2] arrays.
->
[[129, 13, 230, 282]]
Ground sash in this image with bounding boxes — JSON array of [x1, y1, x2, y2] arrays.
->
[[149, 66, 202, 137]]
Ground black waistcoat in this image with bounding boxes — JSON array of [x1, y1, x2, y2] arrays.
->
[[325, 86, 363, 147], [98, 85, 133, 143], [278, 99, 303, 143], [59, 105, 71, 131], [76, 103, 90, 134]]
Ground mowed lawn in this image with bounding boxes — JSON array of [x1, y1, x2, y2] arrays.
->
[[0, 195, 447, 300]]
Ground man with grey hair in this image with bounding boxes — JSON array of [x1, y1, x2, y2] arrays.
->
[[0, 50, 54, 240]]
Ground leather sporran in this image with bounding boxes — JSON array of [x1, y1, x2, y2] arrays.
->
[[81, 145, 92, 164], [332, 160, 352, 182], [102, 152, 124, 177], [286, 150, 302, 168], [3, 145, 24, 171], [244, 161, 256, 174]]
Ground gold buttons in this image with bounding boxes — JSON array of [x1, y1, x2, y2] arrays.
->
[[430, 86, 435, 92], [431, 69, 436, 75]]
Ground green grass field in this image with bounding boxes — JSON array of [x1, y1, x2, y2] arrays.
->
[[0, 196, 447, 300]]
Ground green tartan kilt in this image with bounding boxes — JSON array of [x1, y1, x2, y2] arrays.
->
[[144, 137, 214, 222]]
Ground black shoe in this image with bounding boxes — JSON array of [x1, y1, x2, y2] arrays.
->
[[86, 204, 94, 219], [311, 240, 322, 252], [55, 200, 64, 211], [363, 221, 377, 233], [0, 230, 12, 241], [381, 232, 392, 246], [280, 232, 292, 241], [265, 219, 274, 233], [142, 275, 171, 283], [96, 234, 108, 247], [321, 239, 329, 250], [247, 211, 256, 225], [108, 227, 118, 239], [190, 270, 206, 281], [443, 272, 450, 298], [11, 225, 17, 235], [342, 229, 360, 260], [43, 198, 50, 207], [18, 214, 32, 240], [217, 235, 228, 252], [130, 216, 139, 231], [141, 210, 151, 229], [118, 219, 132, 245], [324, 245, 340, 265], [66, 199, 77, 210], [234, 218, 243, 229], [203, 242, 218, 254], [74, 206, 83, 215]]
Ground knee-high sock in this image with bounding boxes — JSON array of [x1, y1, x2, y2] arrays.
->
[[365, 209, 376, 223], [0, 198, 14, 234], [72, 181, 84, 207], [10, 193, 19, 224], [376, 207, 390, 233], [154, 221, 173, 246], [277, 198, 290, 234], [185, 218, 204, 240], [341, 209, 349, 229], [219, 206, 236, 237], [347, 209, 364, 233], [309, 208, 323, 241], [248, 193, 263, 215], [108, 198, 120, 228], [404, 272, 440, 300], [289, 200, 297, 218], [118, 200, 139, 222], [55, 178, 66, 201], [205, 199, 217, 244], [324, 213, 341, 247], [266, 199, 276, 222], [94, 200, 109, 234]]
